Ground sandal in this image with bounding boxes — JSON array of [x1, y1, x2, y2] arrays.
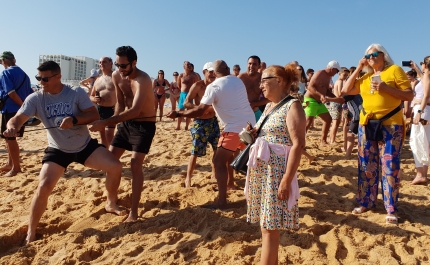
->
[[351, 207, 368, 214], [385, 215, 398, 224]]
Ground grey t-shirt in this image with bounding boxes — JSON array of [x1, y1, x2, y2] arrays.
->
[[19, 85, 94, 153]]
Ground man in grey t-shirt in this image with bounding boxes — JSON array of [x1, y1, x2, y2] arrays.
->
[[3, 61, 125, 245]]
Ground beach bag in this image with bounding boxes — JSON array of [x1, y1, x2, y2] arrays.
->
[[230, 95, 294, 174], [363, 105, 401, 141]]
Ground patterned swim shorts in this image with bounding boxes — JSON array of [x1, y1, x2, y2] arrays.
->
[[190, 116, 220, 157], [329, 102, 343, 120]]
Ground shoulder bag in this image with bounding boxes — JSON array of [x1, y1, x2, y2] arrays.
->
[[230, 95, 294, 174]]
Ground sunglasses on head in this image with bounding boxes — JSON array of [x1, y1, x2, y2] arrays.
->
[[35, 73, 58, 82], [365, 51, 383, 59], [114, 62, 131, 69]]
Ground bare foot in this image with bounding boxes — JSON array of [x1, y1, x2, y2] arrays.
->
[[411, 176, 428, 185], [201, 202, 227, 210], [105, 204, 127, 216], [123, 212, 138, 223], [0, 165, 12, 172], [307, 155, 315, 164], [24, 233, 36, 245], [184, 177, 191, 188], [175, 127, 180, 130], [227, 185, 237, 191], [320, 141, 329, 147], [184, 127, 188, 131], [3, 169, 21, 177]]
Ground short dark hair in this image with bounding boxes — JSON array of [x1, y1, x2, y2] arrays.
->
[[233, 64, 240, 70], [407, 69, 417, 78], [248, 55, 261, 65], [116, 46, 137, 63], [306, 68, 314, 75], [37, 61, 61, 74], [173, 71, 179, 76]]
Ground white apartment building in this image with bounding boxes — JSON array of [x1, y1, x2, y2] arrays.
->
[[39, 54, 99, 86]]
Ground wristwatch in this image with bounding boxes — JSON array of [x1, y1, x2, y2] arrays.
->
[[71, 115, 78, 124], [417, 109, 424, 114]]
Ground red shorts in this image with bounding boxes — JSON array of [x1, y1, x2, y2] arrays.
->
[[217, 132, 246, 152]]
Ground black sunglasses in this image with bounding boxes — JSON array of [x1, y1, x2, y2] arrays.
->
[[114, 62, 131, 69], [365, 51, 383, 59], [35, 73, 58, 82]]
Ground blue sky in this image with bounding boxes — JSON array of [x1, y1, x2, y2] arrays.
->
[[2, 1, 429, 84]]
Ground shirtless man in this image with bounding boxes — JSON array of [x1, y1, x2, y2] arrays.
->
[[90, 46, 156, 222], [170, 72, 180, 111], [89, 57, 116, 147], [232, 64, 241, 76], [176, 61, 199, 130], [303, 60, 342, 145], [239, 55, 269, 123], [183, 62, 219, 187]]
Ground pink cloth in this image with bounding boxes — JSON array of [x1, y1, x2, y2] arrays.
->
[[245, 137, 300, 210]]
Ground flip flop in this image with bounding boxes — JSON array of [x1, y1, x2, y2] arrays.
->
[[351, 207, 368, 214], [386, 215, 398, 224]]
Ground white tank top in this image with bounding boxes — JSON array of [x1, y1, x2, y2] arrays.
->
[[414, 81, 423, 100]]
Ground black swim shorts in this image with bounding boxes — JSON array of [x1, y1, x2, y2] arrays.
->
[[96, 105, 115, 120], [1, 112, 25, 140], [110, 120, 156, 154], [42, 138, 104, 169]]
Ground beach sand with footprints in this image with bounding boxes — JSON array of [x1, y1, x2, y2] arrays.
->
[[1, 112, 430, 264]]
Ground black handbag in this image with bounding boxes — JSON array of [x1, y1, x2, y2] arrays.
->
[[363, 104, 402, 141], [230, 95, 294, 174]]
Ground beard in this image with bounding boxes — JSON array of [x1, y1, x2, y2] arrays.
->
[[122, 67, 134, 77]]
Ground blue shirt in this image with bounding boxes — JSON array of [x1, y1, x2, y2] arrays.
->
[[0, 66, 33, 113]]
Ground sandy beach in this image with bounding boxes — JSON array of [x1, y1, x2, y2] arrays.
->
[[1, 110, 429, 265]]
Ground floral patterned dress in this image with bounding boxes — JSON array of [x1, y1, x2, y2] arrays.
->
[[246, 99, 300, 230]]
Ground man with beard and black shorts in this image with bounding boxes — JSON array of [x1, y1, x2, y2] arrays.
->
[[89, 57, 116, 147], [90, 46, 156, 222]]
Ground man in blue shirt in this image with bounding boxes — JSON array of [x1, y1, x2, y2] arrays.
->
[[0, 51, 33, 177]]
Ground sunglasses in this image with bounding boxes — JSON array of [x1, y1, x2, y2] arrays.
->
[[35, 73, 58, 82], [365, 51, 383, 59], [158, 72, 164, 75], [260, 76, 277, 84], [114, 62, 131, 69]]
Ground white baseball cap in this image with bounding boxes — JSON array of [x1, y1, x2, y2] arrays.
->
[[203, 62, 214, 71], [326, 60, 341, 72]]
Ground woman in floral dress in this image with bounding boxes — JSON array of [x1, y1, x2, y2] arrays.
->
[[246, 64, 306, 264]]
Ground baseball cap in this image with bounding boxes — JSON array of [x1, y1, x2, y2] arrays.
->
[[203, 62, 214, 71], [0, 51, 15, 60], [90, 68, 99, 77], [327, 60, 341, 72]]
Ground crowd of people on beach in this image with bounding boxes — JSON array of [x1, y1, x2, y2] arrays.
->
[[1, 43, 429, 263]]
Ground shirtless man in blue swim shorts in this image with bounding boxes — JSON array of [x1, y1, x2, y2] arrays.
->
[[177, 61, 199, 130], [183, 62, 220, 187], [304, 60, 343, 145]]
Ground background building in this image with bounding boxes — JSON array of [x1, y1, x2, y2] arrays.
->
[[39, 54, 99, 86]]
